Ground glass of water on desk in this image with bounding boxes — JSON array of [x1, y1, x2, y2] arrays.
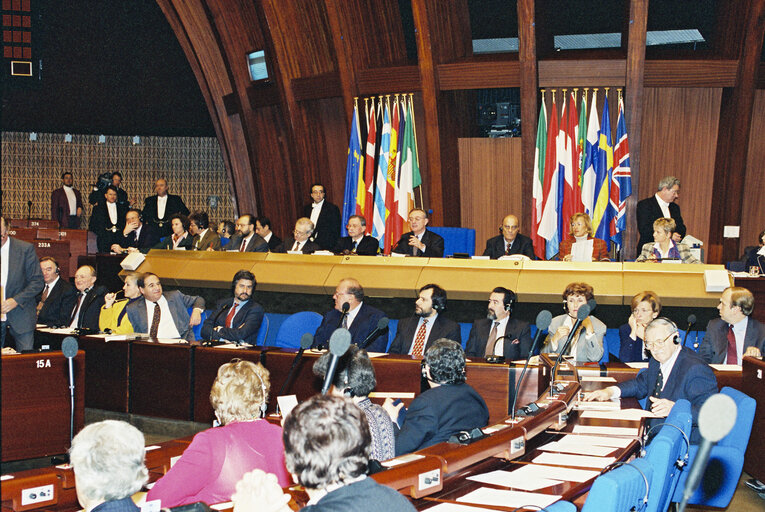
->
[[750, 266, 761, 277]]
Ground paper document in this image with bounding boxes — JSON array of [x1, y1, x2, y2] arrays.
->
[[276, 395, 298, 418], [710, 364, 741, 371], [366, 351, 387, 358], [467, 470, 562, 491], [368, 391, 415, 399], [216, 343, 248, 349], [552, 434, 632, 448], [571, 239, 594, 262], [538, 441, 616, 457], [483, 423, 511, 434], [580, 376, 617, 383], [574, 399, 621, 411], [209, 502, 232, 511], [381, 453, 425, 467], [425, 504, 496, 512], [37, 327, 77, 334], [457, 488, 562, 509], [625, 362, 649, 369], [579, 408, 660, 420], [510, 463, 600, 482], [572, 425, 639, 436], [157, 338, 184, 344], [533, 452, 616, 469], [1, 475, 14, 481]]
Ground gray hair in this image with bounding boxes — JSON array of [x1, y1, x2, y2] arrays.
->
[[645, 317, 679, 338], [69, 420, 148, 503], [295, 217, 315, 235], [657, 176, 680, 191], [312, 345, 377, 397]]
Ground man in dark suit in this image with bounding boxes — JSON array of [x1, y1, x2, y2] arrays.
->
[[201, 270, 264, 345], [88, 172, 129, 208], [585, 318, 717, 443], [68, 265, 108, 331], [482, 214, 535, 259], [227, 214, 269, 252], [465, 287, 532, 360], [636, 176, 687, 258], [90, 186, 129, 253], [313, 278, 387, 352], [389, 284, 461, 355], [1, 216, 44, 350], [303, 183, 341, 251], [37, 257, 77, 327], [126, 272, 205, 341], [700, 286, 764, 364], [143, 178, 190, 239], [255, 216, 281, 251], [110, 209, 159, 254], [51, 172, 84, 229], [333, 215, 379, 256], [189, 211, 221, 251], [276, 218, 320, 254], [392, 208, 444, 257]]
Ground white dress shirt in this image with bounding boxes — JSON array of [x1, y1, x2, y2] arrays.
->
[[146, 295, 181, 339], [63, 186, 77, 214], [488, 315, 511, 356], [309, 199, 324, 228], [730, 316, 749, 365], [172, 232, 188, 250], [345, 302, 363, 329], [106, 202, 118, 225], [654, 193, 671, 219], [157, 195, 168, 219], [409, 313, 438, 354]]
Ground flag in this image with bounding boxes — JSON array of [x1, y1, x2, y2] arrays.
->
[[372, 101, 390, 249], [531, 98, 547, 259], [363, 103, 377, 232], [581, 90, 600, 217], [341, 104, 363, 236], [575, 91, 586, 212], [397, 97, 417, 245], [560, 92, 579, 241], [539, 94, 560, 260], [392, 99, 407, 246], [592, 92, 613, 245], [383, 98, 400, 253], [609, 96, 632, 250]]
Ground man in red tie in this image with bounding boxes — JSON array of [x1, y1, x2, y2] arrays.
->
[[699, 286, 764, 364], [200, 270, 264, 345], [227, 215, 269, 253], [388, 284, 461, 356]]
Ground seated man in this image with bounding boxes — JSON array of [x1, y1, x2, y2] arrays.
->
[[189, 211, 221, 251], [99, 272, 142, 334], [68, 265, 108, 331], [482, 214, 534, 259], [389, 284, 460, 356], [69, 420, 149, 512], [201, 270, 264, 344], [700, 286, 764, 364], [312, 278, 386, 352], [37, 257, 77, 327], [227, 215, 269, 252], [126, 272, 204, 341], [383, 339, 489, 455], [333, 215, 379, 256], [255, 216, 281, 251], [465, 287, 532, 360], [110, 209, 158, 254], [276, 217, 320, 254], [585, 318, 718, 443], [392, 208, 444, 257]]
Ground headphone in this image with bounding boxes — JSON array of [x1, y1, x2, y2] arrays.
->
[[430, 290, 447, 312], [502, 289, 515, 314], [253, 369, 268, 417], [341, 368, 355, 397], [42, 257, 60, 275], [599, 461, 650, 512], [654, 317, 681, 345], [639, 421, 690, 469]]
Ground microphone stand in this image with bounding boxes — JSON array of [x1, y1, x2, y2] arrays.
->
[[510, 312, 552, 421], [549, 304, 591, 397], [682, 315, 697, 348], [278, 334, 314, 398], [358, 318, 389, 350]]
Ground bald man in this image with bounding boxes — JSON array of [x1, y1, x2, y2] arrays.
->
[[143, 178, 189, 238], [482, 215, 534, 259]]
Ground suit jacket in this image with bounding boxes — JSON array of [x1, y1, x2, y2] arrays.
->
[[465, 317, 532, 360], [265, 234, 282, 252], [542, 314, 606, 363], [276, 237, 320, 254], [126, 290, 205, 341], [303, 201, 341, 251], [120, 224, 159, 251], [89, 187, 129, 207], [389, 314, 461, 354], [37, 278, 77, 327], [636, 241, 699, 264], [392, 229, 445, 258], [191, 229, 221, 251], [50, 187, 83, 228], [312, 303, 387, 352], [302, 477, 416, 512], [618, 323, 648, 363], [699, 317, 765, 364], [618, 347, 717, 443], [90, 201, 129, 252], [333, 235, 379, 256], [482, 233, 535, 259], [143, 194, 190, 238], [152, 232, 193, 251], [226, 233, 269, 253], [394, 382, 489, 455], [557, 236, 610, 261], [72, 285, 108, 331], [636, 196, 686, 258], [2, 238, 44, 335], [200, 298, 264, 345]]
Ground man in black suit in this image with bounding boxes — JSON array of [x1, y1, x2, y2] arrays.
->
[[90, 186, 129, 253], [389, 284, 461, 355], [482, 214, 535, 259], [68, 265, 108, 331], [303, 183, 341, 251], [313, 278, 387, 351], [276, 218, 320, 254], [700, 286, 764, 364], [465, 287, 532, 360], [88, 172, 129, 208], [636, 176, 687, 258], [333, 215, 379, 256], [255, 216, 281, 251], [37, 257, 77, 327], [227, 214, 269, 252], [109, 209, 159, 254], [201, 270, 264, 345], [392, 209, 444, 257], [143, 178, 190, 239]]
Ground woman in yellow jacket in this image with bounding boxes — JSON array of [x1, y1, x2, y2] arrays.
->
[[99, 272, 141, 334]]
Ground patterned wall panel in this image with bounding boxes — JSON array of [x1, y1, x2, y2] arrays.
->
[[1, 132, 236, 227]]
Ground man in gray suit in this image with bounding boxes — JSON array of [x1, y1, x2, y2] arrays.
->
[[700, 286, 764, 364], [126, 273, 205, 341], [1, 216, 44, 350]]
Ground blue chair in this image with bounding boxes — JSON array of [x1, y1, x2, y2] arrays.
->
[[581, 458, 653, 512], [272, 311, 323, 349], [671, 387, 756, 508], [188, 308, 210, 340], [427, 226, 476, 256], [386, 319, 399, 352], [220, 237, 230, 248], [545, 501, 577, 512], [459, 322, 471, 349], [255, 315, 269, 346]]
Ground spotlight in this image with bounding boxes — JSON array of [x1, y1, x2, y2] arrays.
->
[[29, 132, 37, 141], [98, 135, 106, 144], [64, 134, 72, 143], [132, 136, 140, 145]]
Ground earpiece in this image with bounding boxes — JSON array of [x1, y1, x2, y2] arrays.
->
[[253, 369, 268, 417], [600, 461, 649, 512], [639, 422, 690, 469], [503, 290, 516, 314], [563, 300, 568, 313]]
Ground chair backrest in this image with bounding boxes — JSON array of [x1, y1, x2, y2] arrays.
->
[[188, 308, 210, 340], [582, 458, 653, 512], [546, 501, 578, 512], [717, 386, 756, 450], [255, 315, 269, 346], [386, 318, 399, 352], [427, 226, 476, 256], [459, 322, 471, 349], [272, 311, 323, 348]]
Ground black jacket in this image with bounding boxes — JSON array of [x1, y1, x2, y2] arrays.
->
[[302, 201, 341, 251], [636, 196, 686, 258], [143, 194, 190, 238], [226, 233, 269, 252], [389, 314, 461, 354], [333, 235, 379, 256], [37, 278, 78, 327], [201, 298, 265, 345], [465, 317, 532, 360], [392, 229, 444, 257], [482, 233, 535, 259], [90, 202, 128, 253], [71, 285, 108, 331]]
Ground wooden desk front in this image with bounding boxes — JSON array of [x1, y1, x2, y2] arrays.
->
[[742, 356, 765, 482]]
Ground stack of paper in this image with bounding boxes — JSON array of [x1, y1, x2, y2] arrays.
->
[[456, 488, 562, 509], [532, 452, 616, 469]]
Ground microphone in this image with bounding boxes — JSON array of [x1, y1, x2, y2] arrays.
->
[[511, 310, 552, 420], [677, 393, 737, 512], [321, 329, 352, 395], [359, 317, 389, 350], [550, 300, 594, 396], [278, 333, 314, 399], [683, 314, 697, 349], [61, 336, 79, 447], [336, 302, 350, 329]]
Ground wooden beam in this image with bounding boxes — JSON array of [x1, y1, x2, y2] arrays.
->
[[323, 0, 356, 124], [538, 60, 626, 87], [517, 0, 538, 238], [291, 72, 342, 101], [356, 66, 421, 95], [438, 61, 521, 90], [644, 60, 738, 88]]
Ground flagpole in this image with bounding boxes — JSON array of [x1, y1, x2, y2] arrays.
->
[[364, 97, 369, 127]]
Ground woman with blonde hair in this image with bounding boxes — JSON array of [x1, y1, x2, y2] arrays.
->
[[557, 213, 610, 262], [636, 217, 699, 263]]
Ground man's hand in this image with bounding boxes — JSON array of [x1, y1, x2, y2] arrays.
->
[[1, 298, 18, 314], [189, 309, 202, 327], [76, 207, 83, 217], [232, 469, 291, 512], [110, 244, 125, 254], [744, 346, 762, 358], [407, 235, 424, 251], [123, 220, 139, 236], [672, 232, 683, 243], [104, 293, 117, 309], [583, 388, 613, 402], [648, 396, 674, 417], [382, 397, 405, 422]]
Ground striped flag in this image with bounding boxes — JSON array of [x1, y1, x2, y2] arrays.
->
[[592, 92, 613, 245], [363, 103, 377, 232], [341, 104, 364, 236], [609, 96, 632, 250], [372, 101, 390, 248], [397, 97, 417, 243], [392, 99, 407, 247], [531, 98, 547, 259], [539, 94, 560, 260], [581, 90, 599, 217], [560, 91, 579, 241], [383, 97, 400, 253]]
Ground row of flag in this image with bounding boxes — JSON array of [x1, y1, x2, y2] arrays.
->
[[532, 88, 633, 260], [342, 94, 423, 253]]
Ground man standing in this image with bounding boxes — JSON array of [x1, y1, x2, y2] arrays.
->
[[392, 209, 444, 257], [276, 218, 319, 254], [636, 176, 687, 258], [189, 212, 221, 251], [89, 172, 130, 208], [303, 183, 341, 251], [699, 286, 764, 364], [333, 215, 379, 255], [255, 216, 281, 251], [465, 287, 532, 360], [126, 273, 204, 341], [227, 215, 269, 252], [143, 178, 190, 239], [37, 257, 77, 327], [110, 209, 158, 254], [389, 284, 461, 355], [1, 216, 44, 350], [51, 172, 84, 229], [482, 214, 535, 259], [90, 186, 128, 253], [313, 278, 387, 351], [68, 265, 108, 331], [201, 270, 264, 345]]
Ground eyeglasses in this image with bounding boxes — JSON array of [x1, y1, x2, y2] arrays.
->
[[644, 331, 676, 350]]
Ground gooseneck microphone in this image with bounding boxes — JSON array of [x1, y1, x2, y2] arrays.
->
[[61, 336, 79, 446], [683, 314, 697, 349], [321, 329, 352, 395], [278, 333, 314, 398], [549, 299, 595, 396], [359, 317, 389, 350], [511, 310, 552, 421], [336, 302, 350, 328]]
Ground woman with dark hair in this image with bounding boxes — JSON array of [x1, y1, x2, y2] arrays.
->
[[152, 214, 192, 250], [542, 282, 606, 362], [619, 291, 661, 362]]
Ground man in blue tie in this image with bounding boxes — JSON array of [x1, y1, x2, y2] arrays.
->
[[201, 270, 264, 345]]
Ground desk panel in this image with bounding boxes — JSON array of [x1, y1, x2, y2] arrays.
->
[[258, 253, 339, 294], [175, 251, 265, 289], [416, 258, 522, 301], [623, 262, 730, 307], [333, 255, 425, 297], [511, 261, 624, 305], [130, 342, 193, 420], [742, 356, 765, 481], [79, 336, 130, 412]]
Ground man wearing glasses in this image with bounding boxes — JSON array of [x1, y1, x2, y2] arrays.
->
[[584, 317, 717, 443], [276, 218, 319, 254], [392, 209, 444, 257], [482, 214, 535, 259]]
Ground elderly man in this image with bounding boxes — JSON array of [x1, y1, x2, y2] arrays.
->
[[227, 215, 269, 252], [201, 270, 264, 345], [636, 176, 687, 258], [389, 284, 461, 356], [126, 272, 204, 341], [277, 218, 319, 254], [37, 257, 77, 327], [69, 420, 149, 512], [465, 287, 532, 360], [255, 216, 281, 251], [585, 317, 717, 443], [51, 172, 84, 229], [69, 265, 108, 331], [143, 178, 190, 238], [312, 278, 386, 351], [303, 183, 341, 251], [110, 209, 158, 254], [700, 286, 765, 364], [333, 215, 379, 255], [482, 214, 534, 259], [392, 208, 444, 257]]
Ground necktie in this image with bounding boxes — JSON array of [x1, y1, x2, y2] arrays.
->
[[352, 240, 358, 252], [149, 302, 161, 339], [411, 319, 429, 357], [70, 292, 83, 326], [37, 285, 49, 314], [225, 302, 239, 328], [505, 242, 512, 255], [726, 324, 738, 364], [292, 241, 300, 251], [412, 238, 418, 256], [342, 312, 349, 329], [240, 238, 246, 252], [484, 321, 500, 357], [653, 369, 664, 398]]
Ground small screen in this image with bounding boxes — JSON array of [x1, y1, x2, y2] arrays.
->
[[247, 50, 268, 82]]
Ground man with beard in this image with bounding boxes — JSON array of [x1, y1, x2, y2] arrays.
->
[[227, 215, 269, 253], [201, 270, 264, 345], [388, 284, 461, 356], [465, 287, 532, 360]]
